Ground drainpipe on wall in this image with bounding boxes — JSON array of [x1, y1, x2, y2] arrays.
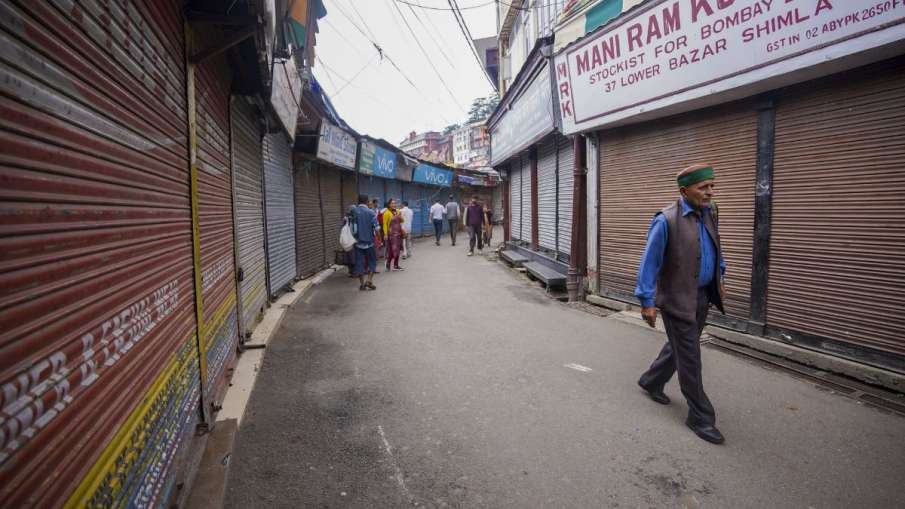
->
[[567, 135, 587, 302]]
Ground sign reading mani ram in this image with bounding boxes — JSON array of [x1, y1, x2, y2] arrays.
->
[[554, 0, 905, 134]]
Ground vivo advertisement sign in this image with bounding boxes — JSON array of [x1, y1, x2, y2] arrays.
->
[[413, 164, 453, 187], [358, 141, 397, 179], [554, 0, 905, 134]]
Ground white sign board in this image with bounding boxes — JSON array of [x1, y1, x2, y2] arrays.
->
[[490, 64, 555, 165], [555, 0, 905, 134], [316, 120, 357, 170], [270, 58, 302, 138]]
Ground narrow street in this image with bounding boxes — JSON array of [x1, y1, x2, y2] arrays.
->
[[224, 236, 905, 509]]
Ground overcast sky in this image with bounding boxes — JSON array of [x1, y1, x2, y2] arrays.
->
[[313, 0, 498, 144]]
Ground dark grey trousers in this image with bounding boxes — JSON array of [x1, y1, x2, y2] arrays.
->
[[448, 219, 458, 244], [638, 287, 716, 426]]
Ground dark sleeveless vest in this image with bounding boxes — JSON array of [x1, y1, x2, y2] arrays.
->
[[654, 199, 725, 323]]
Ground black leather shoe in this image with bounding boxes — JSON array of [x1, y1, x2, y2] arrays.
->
[[638, 381, 670, 405], [686, 420, 725, 445]]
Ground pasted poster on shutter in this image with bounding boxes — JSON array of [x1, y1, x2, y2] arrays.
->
[[555, 0, 905, 134]]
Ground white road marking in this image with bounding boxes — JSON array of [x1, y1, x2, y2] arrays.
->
[[564, 363, 593, 373], [377, 425, 415, 505]]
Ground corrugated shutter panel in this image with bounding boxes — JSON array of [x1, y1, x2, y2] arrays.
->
[[537, 138, 557, 252], [557, 135, 575, 257], [386, 179, 402, 205], [0, 2, 200, 507], [361, 176, 385, 208], [320, 167, 343, 265], [402, 183, 427, 236], [342, 171, 357, 216], [599, 101, 757, 320], [294, 162, 323, 278], [521, 154, 533, 244], [492, 185, 503, 223], [509, 162, 522, 241], [263, 132, 296, 296], [769, 58, 905, 357], [230, 97, 266, 338], [196, 54, 238, 401]]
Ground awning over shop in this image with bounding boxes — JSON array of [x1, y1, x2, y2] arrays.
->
[[489, 57, 555, 166], [413, 163, 453, 187]]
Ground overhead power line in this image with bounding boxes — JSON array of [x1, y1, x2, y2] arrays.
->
[[390, 0, 468, 114], [394, 0, 539, 11], [406, 4, 457, 69], [446, 0, 497, 89]]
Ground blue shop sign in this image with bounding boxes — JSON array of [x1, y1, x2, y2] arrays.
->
[[413, 163, 453, 187], [372, 145, 396, 179]]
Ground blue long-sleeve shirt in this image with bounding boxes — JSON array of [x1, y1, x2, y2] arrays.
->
[[634, 198, 726, 308]]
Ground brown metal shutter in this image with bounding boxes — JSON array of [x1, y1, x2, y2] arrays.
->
[[320, 167, 344, 265], [769, 58, 905, 358], [0, 2, 200, 507], [599, 102, 757, 320], [294, 161, 324, 278], [342, 171, 358, 215], [195, 54, 239, 402], [230, 96, 266, 338]]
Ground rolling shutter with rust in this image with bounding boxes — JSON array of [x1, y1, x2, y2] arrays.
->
[[0, 2, 200, 506], [537, 138, 557, 253], [768, 58, 905, 360], [320, 167, 344, 264], [557, 135, 575, 258], [263, 132, 296, 296], [599, 102, 757, 321], [230, 96, 266, 338], [294, 161, 323, 278], [196, 52, 239, 403]]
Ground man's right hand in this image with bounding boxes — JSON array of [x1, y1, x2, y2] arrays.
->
[[641, 307, 658, 328]]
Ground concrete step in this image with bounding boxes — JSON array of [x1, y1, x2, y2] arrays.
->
[[500, 249, 529, 267], [523, 261, 566, 289]]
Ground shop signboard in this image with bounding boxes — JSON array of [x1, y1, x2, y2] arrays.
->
[[490, 63, 555, 165], [316, 119, 356, 170], [357, 140, 397, 178], [554, 0, 905, 134], [413, 163, 453, 187], [270, 57, 302, 138]]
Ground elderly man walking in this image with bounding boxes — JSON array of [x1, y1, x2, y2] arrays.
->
[[635, 163, 727, 445]]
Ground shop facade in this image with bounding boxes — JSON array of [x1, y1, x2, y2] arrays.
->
[[553, 0, 905, 371]]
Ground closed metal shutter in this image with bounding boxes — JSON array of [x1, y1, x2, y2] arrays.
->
[[263, 132, 296, 296], [0, 2, 200, 507], [196, 54, 239, 402], [769, 58, 905, 358], [320, 167, 343, 264], [521, 154, 533, 245], [294, 161, 323, 278], [342, 171, 357, 215], [537, 138, 557, 252], [386, 179, 402, 205], [361, 175, 385, 208], [230, 97, 266, 338], [509, 161, 523, 241], [557, 135, 575, 258], [492, 185, 504, 223], [599, 102, 757, 320]]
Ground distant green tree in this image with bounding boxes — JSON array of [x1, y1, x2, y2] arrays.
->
[[466, 93, 501, 124], [442, 123, 461, 135]]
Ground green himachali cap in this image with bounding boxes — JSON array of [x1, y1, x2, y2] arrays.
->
[[677, 164, 715, 188]]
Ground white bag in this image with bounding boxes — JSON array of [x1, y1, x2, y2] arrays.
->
[[340, 223, 356, 251]]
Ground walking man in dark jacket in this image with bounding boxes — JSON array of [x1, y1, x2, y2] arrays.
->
[[463, 196, 484, 256], [635, 163, 727, 445]]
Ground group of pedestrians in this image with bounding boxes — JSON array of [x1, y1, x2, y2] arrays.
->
[[429, 195, 494, 255], [346, 194, 415, 291]]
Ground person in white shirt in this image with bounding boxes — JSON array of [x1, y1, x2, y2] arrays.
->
[[429, 200, 446, 246], [400, 201, 414, 258]]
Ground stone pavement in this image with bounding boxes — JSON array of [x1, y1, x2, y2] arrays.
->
[[224, 234, 905, 508]]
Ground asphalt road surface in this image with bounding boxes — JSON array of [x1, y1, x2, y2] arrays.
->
[[225, 235, 905, 508]]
